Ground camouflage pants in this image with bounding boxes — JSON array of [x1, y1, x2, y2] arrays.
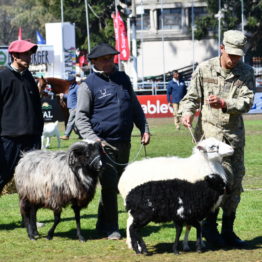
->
[[221, 147, 245, 216]]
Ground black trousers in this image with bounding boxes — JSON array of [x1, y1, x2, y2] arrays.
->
[[96, 141, 131, 234], [0, 135, 41, 192]]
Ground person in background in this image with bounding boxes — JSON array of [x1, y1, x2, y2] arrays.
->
[[75, 43, 150, 240], [167, 70, 187, 129], [0, 40, 44, 193], [179, 30, 255, 249], [60, 75, 80, 140]]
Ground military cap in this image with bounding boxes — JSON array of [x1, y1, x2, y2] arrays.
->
[[223, 30, 247, 56], [8, 40, 38, 54], [87, 43, 119, 59]]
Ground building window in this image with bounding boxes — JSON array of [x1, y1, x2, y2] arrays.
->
[[136, 9, 150, 30], [188, 6, 208, 26], [157, 8, 182, 30]]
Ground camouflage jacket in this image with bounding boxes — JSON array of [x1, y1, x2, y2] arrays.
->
[[179, 57, 255, 148]]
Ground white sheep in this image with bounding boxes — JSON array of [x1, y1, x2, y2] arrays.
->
[[14, 140, 102, 241], [118, 137, 234, 255]]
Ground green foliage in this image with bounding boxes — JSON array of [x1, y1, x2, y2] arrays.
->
[[195, 0, 262, 56]]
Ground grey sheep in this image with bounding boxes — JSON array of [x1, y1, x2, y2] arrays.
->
[[14, 140, 102, 241]]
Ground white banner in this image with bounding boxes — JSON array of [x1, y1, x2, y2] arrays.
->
[[249, 92, 262, 114]]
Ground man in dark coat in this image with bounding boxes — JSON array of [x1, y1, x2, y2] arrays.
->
[[167, 70, 187, 129], [75, 43, 150, 240], [0, 40, 44, 193]]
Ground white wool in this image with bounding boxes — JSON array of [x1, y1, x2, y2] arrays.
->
[[118, 138, 233, 200]]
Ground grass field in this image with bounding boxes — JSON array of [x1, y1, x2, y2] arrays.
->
[[0, 115, 261, 262]]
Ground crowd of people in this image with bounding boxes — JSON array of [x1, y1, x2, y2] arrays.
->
[[0, 29, 255, 248]]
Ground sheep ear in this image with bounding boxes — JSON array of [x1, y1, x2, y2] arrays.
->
[[68, 142, 87, 167], [197, 145, 206, 153]]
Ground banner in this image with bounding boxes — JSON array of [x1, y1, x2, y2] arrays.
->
[[112, 11, 130, 62], [249, 92, 262, 114], [137, 95, 173, 118]]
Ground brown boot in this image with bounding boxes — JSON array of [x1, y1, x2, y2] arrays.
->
[[60, 135, 69, 140]]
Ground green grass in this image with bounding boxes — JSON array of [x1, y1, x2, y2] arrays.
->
[[0, 116, 261, 262]]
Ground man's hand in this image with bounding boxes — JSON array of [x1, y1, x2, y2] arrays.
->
[[207, 95, 226, 109], [181, 115, 194, 128], [141, 132, 150, 145]]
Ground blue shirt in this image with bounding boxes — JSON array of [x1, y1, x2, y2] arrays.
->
[[63, 82, 79, 109]]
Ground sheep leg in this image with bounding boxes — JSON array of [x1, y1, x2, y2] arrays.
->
[[30, 205, 39, 238], [47, 211, 61, 240], [126, 211, 133, 249], [173, 223, 183, 255], [129, 220, 148, 255], [20, 199, 35, 240], [183, 225, 191, 251], [192, 221, 204, 253], [72, 205, 85, 242]]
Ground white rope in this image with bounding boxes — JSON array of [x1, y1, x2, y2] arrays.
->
[[103, 143, 145, 166], [188, 126, 197, 144]]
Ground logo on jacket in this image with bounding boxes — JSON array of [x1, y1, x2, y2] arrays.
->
[[98, 88, 112, 99]]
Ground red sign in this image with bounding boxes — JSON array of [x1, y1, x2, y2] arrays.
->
[[137, 95, 173, 118], [112, 11, 130, 62]]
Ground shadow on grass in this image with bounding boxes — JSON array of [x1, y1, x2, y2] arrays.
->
[[151, 235, 262, 255]]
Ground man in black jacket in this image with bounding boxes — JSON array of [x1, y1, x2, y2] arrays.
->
[[75, 43, 150, 240], [0, 40, 44, 193]]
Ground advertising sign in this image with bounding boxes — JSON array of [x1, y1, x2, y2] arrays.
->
[[249, 92, 262, 114], [45, 22, 76, 79], [137, 95, 173, 118], [42, 98, 66, 122]]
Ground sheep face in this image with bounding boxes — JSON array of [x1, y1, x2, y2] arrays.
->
[[196, 138, 234, 162], [68, 141, 103, 172]]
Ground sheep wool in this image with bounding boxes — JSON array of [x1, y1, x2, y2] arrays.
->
[[14, 140, 102, 242], [118, 137, 234, 254]]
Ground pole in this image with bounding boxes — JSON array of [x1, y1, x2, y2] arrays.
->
[[60, 0, 65, 79], [131, 0, 138, 90], [160, 0, 166, 88], [85, 0, 91, 53], [218, 0, 221, 56], [191, 0, 195, 71], [140, 0, 144, 83], [114, 0, 121, 70], [241, 0, 244, 33]]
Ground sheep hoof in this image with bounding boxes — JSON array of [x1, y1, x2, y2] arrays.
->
[[183, 247, 191, 252], [46, 235, 53, 240], [78, 236, 86, 242]]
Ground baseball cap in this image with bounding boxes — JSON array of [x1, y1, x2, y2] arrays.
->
[[8, 40, 38, 54], [223, 30, 247, 56]]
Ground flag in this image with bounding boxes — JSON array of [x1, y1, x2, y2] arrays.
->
[[36, 31, 46, 44], [112, 11, 130, 62], [18, 27, 22, 40]]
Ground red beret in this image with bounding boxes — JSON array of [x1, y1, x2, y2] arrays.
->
[[8, 40, 38, 54]]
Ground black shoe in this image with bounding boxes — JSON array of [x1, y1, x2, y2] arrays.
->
[[222, 231, 247, 248], [221, 213, 247, 248], [202, 221, 226, 248]]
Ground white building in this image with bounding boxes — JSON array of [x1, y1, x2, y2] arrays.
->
[[125, 0, 217, 80]]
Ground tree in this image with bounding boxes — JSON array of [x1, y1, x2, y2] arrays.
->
[[0, 0, 116, 50], [194, 0, 262, 57]]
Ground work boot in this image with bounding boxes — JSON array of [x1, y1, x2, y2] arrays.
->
[[202, 209, 226, 248], [60, 135, 69, 140], [221, 213, 247, 248]]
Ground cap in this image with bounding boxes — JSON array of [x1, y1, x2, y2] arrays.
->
[[8, 40, 38, 54], [223, 30, 247, 56], [87, 43, 119, 59], [67, 75, 75, 81]]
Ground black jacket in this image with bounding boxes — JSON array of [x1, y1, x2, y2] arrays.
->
[[0, 65, 44, 137]]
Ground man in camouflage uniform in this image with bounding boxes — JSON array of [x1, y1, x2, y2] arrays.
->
[[179, 30, 255, 248]]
